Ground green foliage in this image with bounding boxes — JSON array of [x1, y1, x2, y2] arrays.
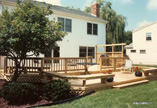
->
[[84, 6, 91, 14], [100, 1, 126, 45], [0, 0, 66, 82], [124, 30, 132, 45], [84, 0, 104, 14], [0, 0, 66, 58], [1, 82, 37, 104], [43, 80, 71, 101]]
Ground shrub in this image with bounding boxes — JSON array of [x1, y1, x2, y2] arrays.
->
[[1, 82, 37, 104], [43, 80, 71, 101]]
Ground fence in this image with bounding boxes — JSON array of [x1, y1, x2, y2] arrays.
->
[[4, 56, 93, 75]]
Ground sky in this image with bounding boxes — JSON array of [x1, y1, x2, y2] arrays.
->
[[36, 0, 157, 31]]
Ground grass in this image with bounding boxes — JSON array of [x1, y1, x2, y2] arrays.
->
[[133, 64, 157, 68], [39, 81, 157, 108]]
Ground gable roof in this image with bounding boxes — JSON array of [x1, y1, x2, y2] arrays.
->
[[0, 0, 108, 24], [133, 21, 157, 33], [125, 43, 133, 49]]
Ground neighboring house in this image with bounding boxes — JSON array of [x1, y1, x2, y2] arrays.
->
[[0, 0, 107, 68], [126, 21, 157, 65]]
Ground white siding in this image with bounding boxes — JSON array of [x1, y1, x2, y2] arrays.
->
[[48, 14, 106, 60], [126, 22, 157, 65], [0, 5, 106, 67]]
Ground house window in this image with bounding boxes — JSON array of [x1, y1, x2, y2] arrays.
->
[[131, 50, 136, 53], [93, 24, 98, 35], [79, 47, 87, 57], [88, 47, 95, 58], [58, 18, 64, 31], [146, 33, 151, 41], [87, 23, 98, 35], [58, 17, 72, 32], [65, 19, 72, 32], [79, 47, 95, 58], [140, 50, 146, 54], [87, 23, 92, 35]]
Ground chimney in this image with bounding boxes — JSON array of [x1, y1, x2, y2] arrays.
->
[[91, 0, 100, 17]]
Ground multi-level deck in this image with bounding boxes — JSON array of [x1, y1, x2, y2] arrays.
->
[[1, 56, 157, 92]]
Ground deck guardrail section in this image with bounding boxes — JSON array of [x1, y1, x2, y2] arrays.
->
[[4, 57, 93, 74]]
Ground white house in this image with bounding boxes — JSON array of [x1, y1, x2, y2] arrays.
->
[[126, 21, 157, 65], [0, 0, 107, 68]]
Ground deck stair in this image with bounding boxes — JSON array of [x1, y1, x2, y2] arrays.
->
[[113, 79, 149, 89]]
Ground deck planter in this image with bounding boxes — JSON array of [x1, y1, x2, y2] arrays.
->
[[107, 77, 114, 82], [135, 72, 142, 77]]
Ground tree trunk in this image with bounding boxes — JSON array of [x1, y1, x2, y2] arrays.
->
[[11, 58, 20, 82]]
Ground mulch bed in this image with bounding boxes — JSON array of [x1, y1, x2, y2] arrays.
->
[[0, 80, 53, 108], [0, 77, 79, 108]]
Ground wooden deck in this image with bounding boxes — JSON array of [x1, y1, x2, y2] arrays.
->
[[69, 66, 157, 91], [68, 71, 148, 90], [1, 69, 157, 91]]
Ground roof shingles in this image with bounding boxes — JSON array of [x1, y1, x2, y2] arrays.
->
[[2, 0, 107, 23]]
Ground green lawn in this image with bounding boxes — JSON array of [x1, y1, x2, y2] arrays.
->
[[39, 81, 157, 108], [133, 64, 157, 68]]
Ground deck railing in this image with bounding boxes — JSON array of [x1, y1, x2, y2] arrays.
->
[[4, 56, 93, 74], [96, 52, 122, 64], [100, 57, 129, 71]]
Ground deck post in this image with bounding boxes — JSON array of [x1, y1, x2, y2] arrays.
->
[[112, 45, 114, 66], [103, 45, 105, 55], [121, 44, 124, 64], [114, 58, 116, 71], [101, 78, 106, 84], [40, 58, 44, 77], [0, 56, 1, 70], [122, 44, 124, 57], [83, 80, 86, 87], [100, 57, 102, 72], [4, 57, 7, 74], [96, 45, 98, 64], [65, 58, 68, 73]]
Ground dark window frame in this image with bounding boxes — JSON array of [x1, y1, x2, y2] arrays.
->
[[65, 19, 72, 32], [140, 50, 146, 54], [93, 24, 98, 35], [58, 17, 64, 31], [79, 47, 87, 57], [79, 46, 95, 58], [58, 17, 72, 32], [87, 23, 98, 35], [87, 23, 92, 35], [146, 33, 152, 41], [130, 50, 136, 53]]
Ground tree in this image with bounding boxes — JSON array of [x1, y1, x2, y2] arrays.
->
[[84, 6, 91, 14], [100, 1, 126, 45], [0, 0, 66, 82], [84, 0, 105, 14], [124, 31, 132, 45]]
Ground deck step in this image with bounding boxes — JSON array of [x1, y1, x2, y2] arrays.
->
[[113, 80, 149, 89]]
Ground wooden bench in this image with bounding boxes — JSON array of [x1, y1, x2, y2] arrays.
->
[[43, 71, 115, 87], [143, 68, 157, 76]]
